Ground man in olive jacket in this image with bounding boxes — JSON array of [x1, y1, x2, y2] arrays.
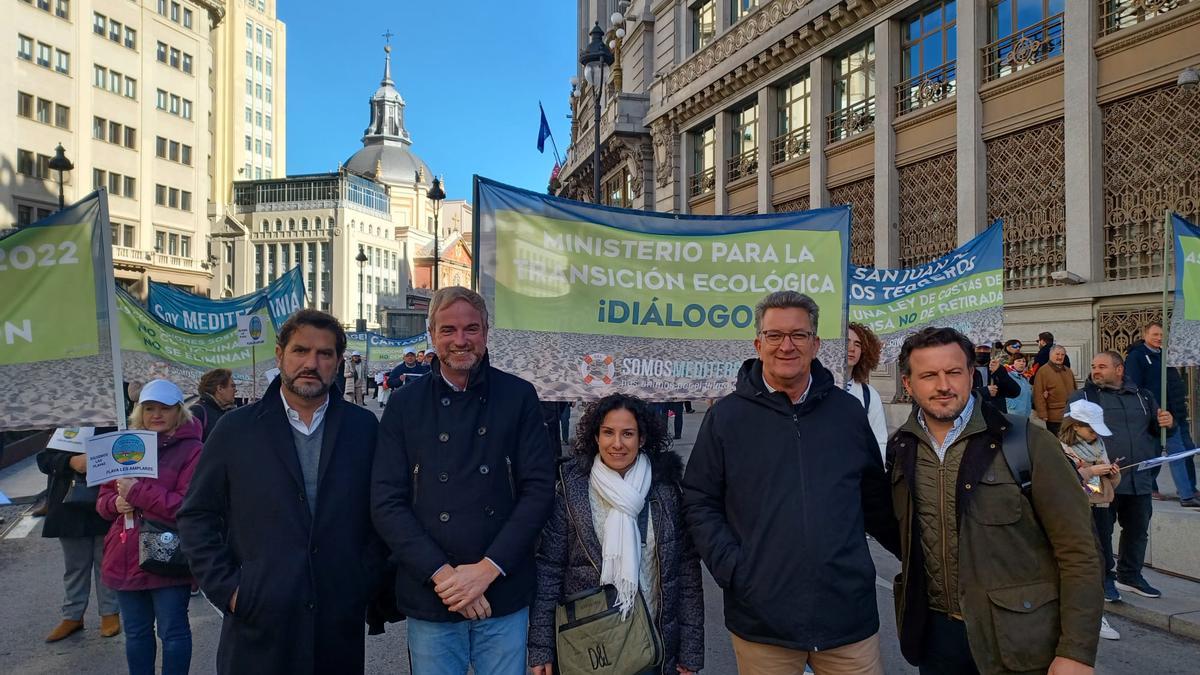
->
[[888, 327, 1101, 675]]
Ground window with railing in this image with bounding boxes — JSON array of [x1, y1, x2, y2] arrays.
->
[[689, 122, 717, 197], [829, 41, 876, 142], [773, 73, 812, 165], [984, 0, 1064, 82], [727, 102, 759, 182], [897, 1, 958, 115], [1100, 0, 1191, 36], [692, 0, 717, 53]]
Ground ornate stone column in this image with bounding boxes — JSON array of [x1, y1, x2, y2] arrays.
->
[[874, 19, 900, 268], [809, 55, 832, 208], [955, 0, 988, 243], [1063, 0, 1102, 281]]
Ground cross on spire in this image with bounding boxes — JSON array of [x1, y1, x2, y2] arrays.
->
[[382, 29, 394, 47]]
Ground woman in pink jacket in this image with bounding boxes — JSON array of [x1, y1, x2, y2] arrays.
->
[[97, 379, 203, 675]]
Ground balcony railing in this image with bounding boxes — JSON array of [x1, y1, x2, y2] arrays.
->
[[1100, 0, 1191, 36], [982, 13, 1065, 83], [112, 246, 208, 272], [726, 147, 759, 183], [771, 124, 811, 165], [896, 61, 957, 116], [688, 167, 716, 197], [827, 97, 876, 143]]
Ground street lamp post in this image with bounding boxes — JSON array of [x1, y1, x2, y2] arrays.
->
[[47, 143, 73, 211], [427, 176, 446, 290], [579, 22, 613, 205], [355, 244, 368, 332]]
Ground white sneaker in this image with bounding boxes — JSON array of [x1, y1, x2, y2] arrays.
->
[[1099, 615, 1121, 640]]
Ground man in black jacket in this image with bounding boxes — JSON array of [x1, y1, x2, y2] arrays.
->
[[682, 290, 900, 674], [178, 310, 386, 674], [372, 286, 555, 675], [971, 343, 1020, 410]]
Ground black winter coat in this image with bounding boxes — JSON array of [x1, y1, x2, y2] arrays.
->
[[682, 358, 900, 652], [372, 354, 556, 622], [529, 453, 705, 673], [37, 448, 112, 539], [1069, 378, 1165, 496], [189, 393, 230, 442], [177, 378, 385, 675], [1124, 341, 1189, 424]]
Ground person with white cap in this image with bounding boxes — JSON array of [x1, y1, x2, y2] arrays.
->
[[97, 378, 203, 675], [1057, 399, 1123, 640]]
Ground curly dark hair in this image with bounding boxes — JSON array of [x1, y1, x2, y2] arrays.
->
[[848, 322, 882, 384], [572, 393, 672, 463]]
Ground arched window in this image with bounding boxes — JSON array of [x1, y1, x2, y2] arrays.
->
[[274, 219, 282, 231], [260, 220, 268, 232], [288, 218, 296, 230], [314, 217, 322, 229], [301, 218, 309, 230]]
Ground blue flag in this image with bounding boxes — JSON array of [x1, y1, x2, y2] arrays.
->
[[537, 103, 552, 154]]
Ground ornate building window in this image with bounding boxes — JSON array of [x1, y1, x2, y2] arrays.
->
[[897, 0, 957, 115], [730, 0, 761, 23], [830, 178, 876, 266], [689, 122, 717, 197], [774, 196, 811, 212], [986, 119, 1066, 290], [1102, 85, 1200, 281], [603, 167, 633, 208], [773, 72, 811, 165], [1100, 0, 1190, 36], [899, 152, 958, 267], [691, 0, 717, 53], [829, 41, 876, 143], [727, 101, 758, 183], [983, 0, 1064, 82]]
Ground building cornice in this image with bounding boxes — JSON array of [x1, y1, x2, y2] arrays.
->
[[191, 0, 226, 28]]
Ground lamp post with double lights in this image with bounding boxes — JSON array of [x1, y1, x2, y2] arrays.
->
[[578, 23, 613, 204], [48, 143, 73, 211], [427, 175, 446, 290], [356, 244, 368, 332]]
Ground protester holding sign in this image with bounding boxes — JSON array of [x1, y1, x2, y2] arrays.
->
[[97, 379, 202, 675], [37, 428, 121, 643], [682, 292, 899, 673]]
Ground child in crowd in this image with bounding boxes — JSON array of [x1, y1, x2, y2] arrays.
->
[[1058, 399, 1123, 641]]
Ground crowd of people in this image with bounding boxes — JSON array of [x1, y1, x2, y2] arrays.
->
[[27, 286, 1200, 675]]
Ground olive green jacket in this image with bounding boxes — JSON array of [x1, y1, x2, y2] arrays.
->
[[887, 398, 1101, 674]]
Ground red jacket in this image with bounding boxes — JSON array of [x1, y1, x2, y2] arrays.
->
[[98, 418, 203, 591]]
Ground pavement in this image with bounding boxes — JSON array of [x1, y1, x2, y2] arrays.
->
[[1, 399, 1198, 672]]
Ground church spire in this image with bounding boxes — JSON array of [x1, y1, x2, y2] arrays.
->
[[362, 34, 410, 145], [381, 29, 394, 87]]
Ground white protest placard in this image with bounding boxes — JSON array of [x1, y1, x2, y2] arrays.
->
[[1130, 447, 1200, 472], [236, 313, 267, 346], [47, 427, 97, 454], [85, 430, 158, 486]]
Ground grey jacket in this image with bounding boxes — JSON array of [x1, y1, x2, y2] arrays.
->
[[1069, 378, 1164, 495], [529, 454, 704, 673]]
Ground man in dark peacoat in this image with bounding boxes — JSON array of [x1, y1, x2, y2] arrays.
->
[[178, 310, 385, 675]]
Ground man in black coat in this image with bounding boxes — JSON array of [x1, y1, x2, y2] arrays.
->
[[178, 309, 385, 675], [971, 342, 1020, 410], [372, 286, 555, 674], [682, 291, 900, 673]]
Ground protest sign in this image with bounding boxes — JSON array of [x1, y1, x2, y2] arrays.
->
[[849, 221, 1005, 362], [47, 427, 97, 453], [474, 176, 849, 400], [86, 429, 158, 486], [0, 190, 123, 430], [236, 314, 267, 346], [117, 287, 277, 394], [1169, 213, 1200, 366], [147, 266, 304, 333]]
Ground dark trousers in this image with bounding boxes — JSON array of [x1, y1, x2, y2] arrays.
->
[[117, 585, 192, 675], [919, 612, 978, 675], [1093, 505, 1115, 578], [1099, 493, 1153, 581], [1045, 421, 1061, 435]]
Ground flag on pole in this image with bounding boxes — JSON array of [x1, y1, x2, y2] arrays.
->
[[1168, 212, 1200, 366], [537, 103, 553, 154]]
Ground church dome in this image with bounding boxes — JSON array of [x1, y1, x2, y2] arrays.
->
[[343, 44, 431, 188]]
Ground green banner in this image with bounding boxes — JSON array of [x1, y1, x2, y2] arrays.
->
[[1179, 235, 1200, 321], [117, 288, 277, 392], [0, 222, 99, 366], [493, 210, 844, 341]]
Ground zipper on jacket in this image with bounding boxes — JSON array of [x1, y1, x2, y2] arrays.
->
[[505, 455, 515, 500], [412, 463, 420, 505], [938, 464, 951, 613], [792, 413, 815, 647]]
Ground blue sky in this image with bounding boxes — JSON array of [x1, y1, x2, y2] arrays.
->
[[280, 2, 578, 202]]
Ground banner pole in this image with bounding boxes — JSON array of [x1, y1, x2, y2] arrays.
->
[[1162, 209, 1172, 451], [252, 345, 257, 401], [96, 189, 126, 431]]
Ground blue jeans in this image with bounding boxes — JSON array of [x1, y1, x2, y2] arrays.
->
[[407, 606, 528, 675], [1166, 428, 1199, 500], [117, 585, 192, 675]]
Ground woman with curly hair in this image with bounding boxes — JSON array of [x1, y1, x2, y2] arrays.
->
[[847, 322, 888, 460], [528, 394, 704, 675]]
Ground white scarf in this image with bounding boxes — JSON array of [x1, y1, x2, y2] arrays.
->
[[589, 453, 652, 617]]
